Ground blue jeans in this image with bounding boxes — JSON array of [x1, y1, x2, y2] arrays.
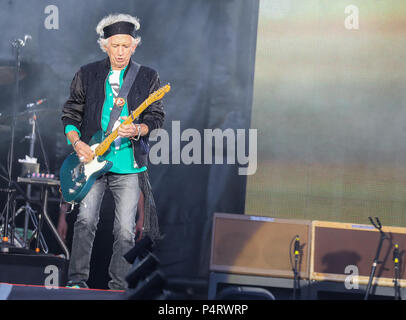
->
[[68, 173, 141, 290]]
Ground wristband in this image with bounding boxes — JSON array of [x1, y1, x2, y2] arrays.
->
[[73, 139, 81, 148]]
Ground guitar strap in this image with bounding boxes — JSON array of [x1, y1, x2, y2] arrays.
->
[[105, 60, 140, 136]]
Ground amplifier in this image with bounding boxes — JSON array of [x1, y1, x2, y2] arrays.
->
[[210, 213, 312, 279], [311, 220, 406, 287]]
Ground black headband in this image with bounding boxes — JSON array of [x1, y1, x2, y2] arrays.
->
[[103, 21, 136, 38]]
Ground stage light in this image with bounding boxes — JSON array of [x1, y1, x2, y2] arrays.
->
[[125, 252, 160, 288], [126, 270, 167, 300], [124, 237, 167, 299], [215, 286, 275, 300], [124, 235, 153, 264]]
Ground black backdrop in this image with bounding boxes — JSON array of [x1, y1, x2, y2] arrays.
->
[[0, 0, 259, 287]]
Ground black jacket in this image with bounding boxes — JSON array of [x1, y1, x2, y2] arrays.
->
[[61, 57, 165, 168]]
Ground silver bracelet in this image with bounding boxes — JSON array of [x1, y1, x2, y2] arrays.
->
[[72, 139, 81, 148]]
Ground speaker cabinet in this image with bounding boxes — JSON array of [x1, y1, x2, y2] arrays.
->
[[0, 253, 68, 286], [210, 213, 312, 279], [311, 221, 406, 287]]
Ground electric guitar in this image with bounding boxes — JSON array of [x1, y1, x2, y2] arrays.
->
[[60, 84, 171, 204]]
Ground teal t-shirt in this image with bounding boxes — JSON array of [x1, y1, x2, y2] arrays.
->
[[65, 66, 147, 174]]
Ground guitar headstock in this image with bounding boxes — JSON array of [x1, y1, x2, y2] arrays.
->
[[147, 83, 171, 104]]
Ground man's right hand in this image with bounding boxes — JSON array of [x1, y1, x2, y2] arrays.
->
[[74, 140, 95, 163]]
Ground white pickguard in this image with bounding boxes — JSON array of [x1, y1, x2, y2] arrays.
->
[[82, 143, 108, 179]]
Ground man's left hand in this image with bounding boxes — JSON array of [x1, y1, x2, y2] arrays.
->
[[117, 116, 149, 138], [135, 224, 144, 242]]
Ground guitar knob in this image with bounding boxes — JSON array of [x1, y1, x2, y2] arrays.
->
[[75, 182, 82, 187], [68, 188, 75, 194]]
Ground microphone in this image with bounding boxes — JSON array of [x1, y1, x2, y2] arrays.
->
[[294, 235, 300, 257], [26, 98, 47, 108], [11, 34, 32, 48], [393, 244, 399, 265], [23, 34, 32, 44]]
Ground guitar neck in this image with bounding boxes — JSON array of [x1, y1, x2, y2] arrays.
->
[[94, 100, 149, 156]]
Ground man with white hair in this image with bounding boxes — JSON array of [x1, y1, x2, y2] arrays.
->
[[61, 13, 164, 290]]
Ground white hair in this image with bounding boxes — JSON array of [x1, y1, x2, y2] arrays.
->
[[96, 13, 141, 53]]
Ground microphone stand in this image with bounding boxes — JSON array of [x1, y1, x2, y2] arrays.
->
[[20, 108, 51, 247], [364, 217, 386, 300], [1, 36, 31, 252], [1, 39, 22, 250], [22, 112, 37, 245], [393, 244, 401, 300], [292, 235, 300, 300]]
